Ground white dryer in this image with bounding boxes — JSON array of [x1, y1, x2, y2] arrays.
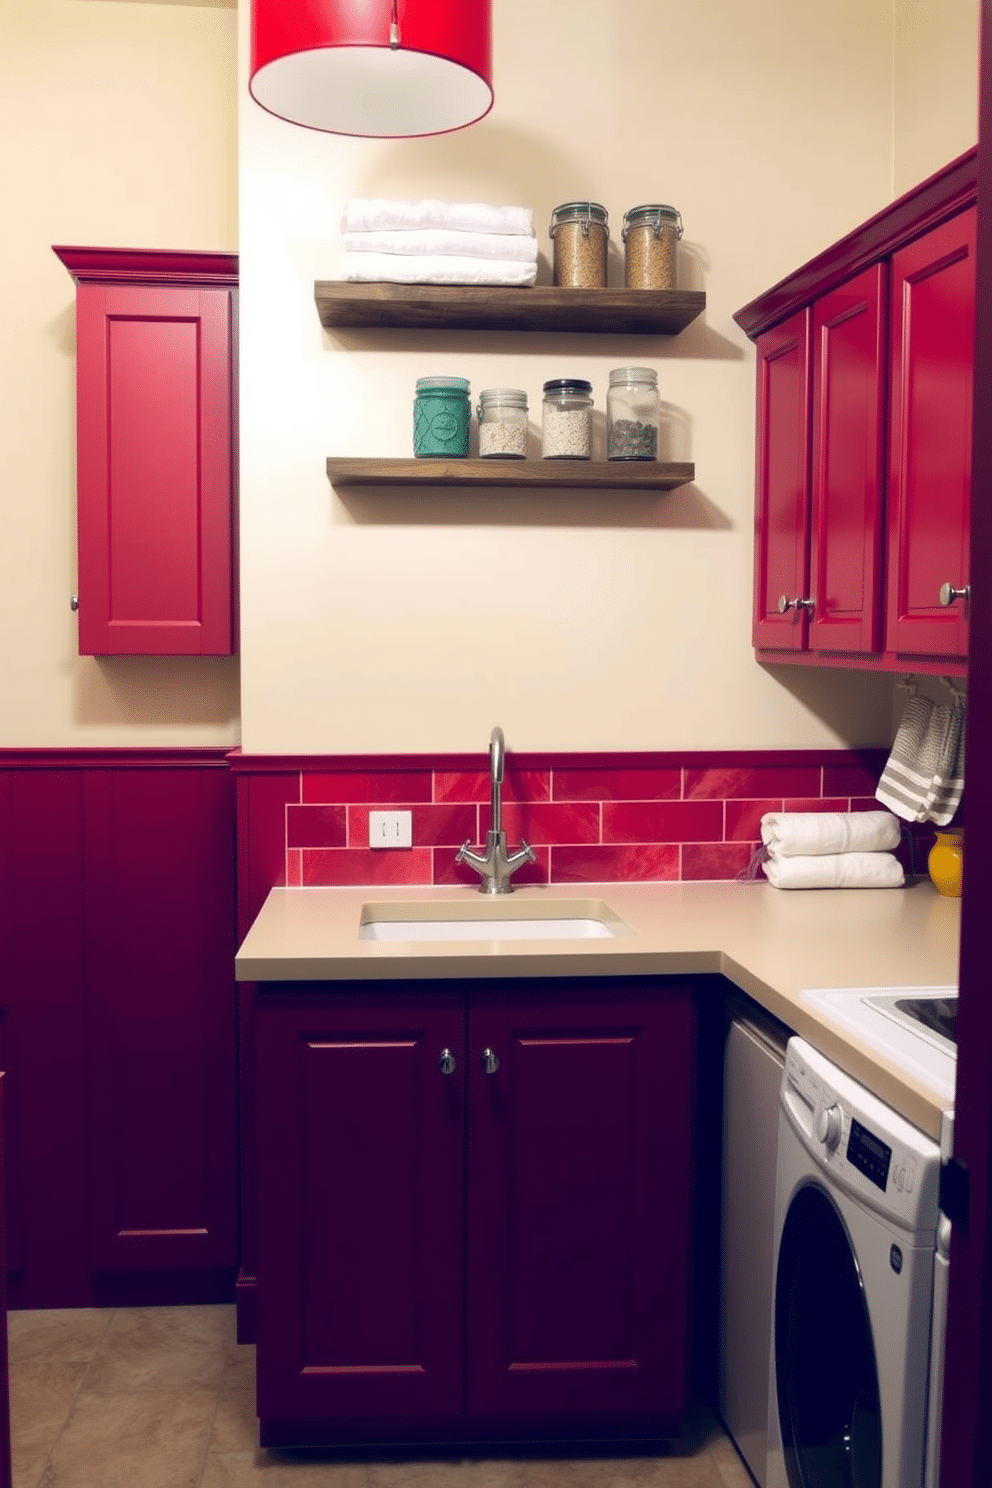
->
[[767, 1037, 942, 1488]]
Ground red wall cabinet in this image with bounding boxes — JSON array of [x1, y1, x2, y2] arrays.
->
[[753, 267, 887, 659], [738, 150, 976, 674], [886, 208, 976, 658], [0, 753, 237, 1308], [53, 247, 238, 657], [254, 978, 696, 1448]]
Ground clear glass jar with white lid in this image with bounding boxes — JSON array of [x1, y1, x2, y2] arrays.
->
[[477, 387, 529, 458], [606, 367, 659, 460], [541, 379, 593, 459]]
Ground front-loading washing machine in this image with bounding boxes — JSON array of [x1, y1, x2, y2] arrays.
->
[[767, 1037, 943, 1488]]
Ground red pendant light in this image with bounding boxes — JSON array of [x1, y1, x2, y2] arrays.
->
[[250, 0, 493, 138]]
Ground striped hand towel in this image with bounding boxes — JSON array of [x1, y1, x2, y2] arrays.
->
[[920, 697, 966, 825], [875, 692, 938, 821]]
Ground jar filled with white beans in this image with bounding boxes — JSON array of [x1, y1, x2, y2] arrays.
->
[[477, 388, 529, 458], [541, 379, 593, 459]]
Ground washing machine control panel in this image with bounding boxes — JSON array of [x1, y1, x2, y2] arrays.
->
[[782, 1037, 940, 1229]]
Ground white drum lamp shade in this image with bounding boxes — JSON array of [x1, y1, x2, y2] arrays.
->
[[249, 0, 494, 138]]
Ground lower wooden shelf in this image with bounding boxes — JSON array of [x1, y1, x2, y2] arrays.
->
[[325, 458, 694, 490]]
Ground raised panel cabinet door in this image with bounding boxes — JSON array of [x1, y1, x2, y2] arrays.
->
[[886, 207, 976, 658], [83, 766, 237, 1274], [753, 309, 813, 651], [808, 264, 887, 654], [466, 980, 696, 1429], [0, 768, 90, 1308], [74, 282, 235, 656], [255, 988, 466, 1425]]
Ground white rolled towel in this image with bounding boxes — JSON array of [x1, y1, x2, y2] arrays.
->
[[763, 852, 905, 890], [344, 198, 535, 237], [760, 810, 901, 858], [341, 251, 537, 287], [343, 229, 538, 263]]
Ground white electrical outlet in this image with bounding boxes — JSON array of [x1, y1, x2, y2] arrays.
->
[[369, 810, 413, 849]]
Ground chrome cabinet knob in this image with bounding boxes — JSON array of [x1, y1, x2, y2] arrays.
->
[[939, 582, 970, 607], [438, 1048, 456, 1076], [70, 595, 79, 611], [777, 594, 815, 614], [481, 1047, 500, 1075]]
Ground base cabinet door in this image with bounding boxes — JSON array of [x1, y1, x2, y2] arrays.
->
[[466, 980, 696, 1430], [255, 989, 466, 1424]]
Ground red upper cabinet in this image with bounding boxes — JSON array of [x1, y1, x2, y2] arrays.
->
[[808, 265, 887, 655], [885, 207, 976, 659], [737, 148, 976, 675], [753, 309, 812, 652], [54, 247, 238, 657], [753, 266, 886, 658]]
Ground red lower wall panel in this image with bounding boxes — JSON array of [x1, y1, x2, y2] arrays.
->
[[0, 751, 237, 1311]]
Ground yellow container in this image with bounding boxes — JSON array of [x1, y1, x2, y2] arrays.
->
[[928, 828, 964, 898]]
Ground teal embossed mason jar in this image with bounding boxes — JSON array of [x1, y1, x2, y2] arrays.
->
[[413, 376, 471, 457]]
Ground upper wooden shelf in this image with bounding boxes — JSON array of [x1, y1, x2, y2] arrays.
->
[[326, 458, 694, 491], [314, 282, 706, 336]]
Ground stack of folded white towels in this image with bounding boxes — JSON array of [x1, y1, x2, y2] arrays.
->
[[341, 198, 538, 286], [760, 810, 904, 890]]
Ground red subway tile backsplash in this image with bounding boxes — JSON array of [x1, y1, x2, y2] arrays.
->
[[255, 750, 893, 889], [551, 843, 679, 883], [684, 765, 822, 800], [552, 767, 680, 802], [286, 804, 347, 849], [604, 800, 723, 844], [303, 771, 433, 804]]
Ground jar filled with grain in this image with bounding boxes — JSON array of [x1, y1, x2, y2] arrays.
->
[[607, 367, 659, 460], [477, 388, 529, 458], [413, 375, 470, 457], [622, 204, 683, 290], [541, 379, 593, 459], [549, 202, 609, 288]]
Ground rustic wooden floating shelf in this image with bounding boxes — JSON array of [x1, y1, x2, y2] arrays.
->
[[314, 282, 706, 335], [326, 458, 695, 491]]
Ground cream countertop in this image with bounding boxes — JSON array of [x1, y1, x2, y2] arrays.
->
[[235, 878, 960, 1141]]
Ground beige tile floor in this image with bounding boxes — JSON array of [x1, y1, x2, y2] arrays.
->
[[8, 1305, 756, 1488]]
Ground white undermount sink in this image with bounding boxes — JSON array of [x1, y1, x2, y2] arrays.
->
[[358, 898, 633, 943]]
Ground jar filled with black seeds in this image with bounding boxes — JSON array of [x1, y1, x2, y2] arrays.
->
[[549, 202, 609, 288], [607, 367, 659, 460]]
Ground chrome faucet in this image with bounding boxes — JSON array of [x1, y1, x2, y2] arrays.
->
[[456, 726, 536, 894]]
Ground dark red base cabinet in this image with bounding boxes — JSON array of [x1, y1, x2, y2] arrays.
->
[[53, 247, 238, 658], [255, 978, 696, 1448]]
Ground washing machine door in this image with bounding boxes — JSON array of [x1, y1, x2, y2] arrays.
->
[[775, 1182, 882, 1488]]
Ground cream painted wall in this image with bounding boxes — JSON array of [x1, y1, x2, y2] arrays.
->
[[238, 0, 914, 755], [893, 0, 979, 194], [0, 0, 240, 746]]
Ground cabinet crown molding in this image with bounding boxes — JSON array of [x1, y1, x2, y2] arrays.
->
[[53, 244, 238, 288]]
